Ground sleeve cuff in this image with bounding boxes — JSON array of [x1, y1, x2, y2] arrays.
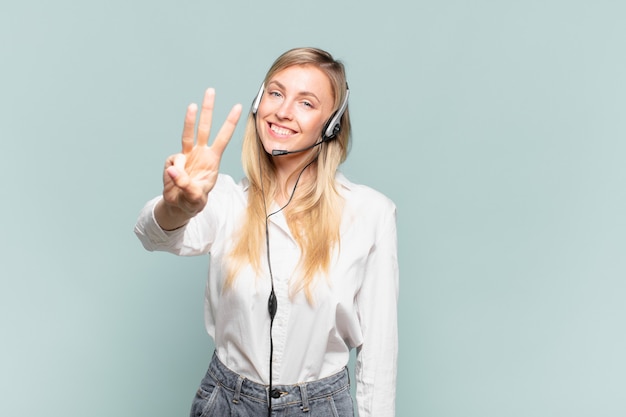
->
[[134, 196, 186, 250]]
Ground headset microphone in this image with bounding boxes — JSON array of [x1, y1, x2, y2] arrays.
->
[[271, 140, 324, 156]]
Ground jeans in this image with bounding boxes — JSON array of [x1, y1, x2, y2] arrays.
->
[[190, 353, 355, 417]]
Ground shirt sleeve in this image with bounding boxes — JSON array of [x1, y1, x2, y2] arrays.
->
[[355, 202, 399, 417], [133, 174, 243, 256], [133, 197, 217, 257]]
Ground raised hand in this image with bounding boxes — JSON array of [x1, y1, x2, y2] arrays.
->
[[155, 88, 242, 230]]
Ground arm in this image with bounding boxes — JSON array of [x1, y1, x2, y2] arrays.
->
[[134, 88, 241, 254], [355, 204, 399, 417], [135, 173, 241, 255], [134, 195, 214, 255]]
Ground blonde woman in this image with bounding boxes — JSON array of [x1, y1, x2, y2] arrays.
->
[[135, 47, 398, 417]]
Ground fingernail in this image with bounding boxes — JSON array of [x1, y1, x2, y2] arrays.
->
[[166, 166, 178, 179]]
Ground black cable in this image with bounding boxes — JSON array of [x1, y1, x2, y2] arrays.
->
[[260, 145, 319, 417], [258, 143, 275, 417]]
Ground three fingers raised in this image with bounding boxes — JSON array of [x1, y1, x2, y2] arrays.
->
[[180, 88, 242, 157]]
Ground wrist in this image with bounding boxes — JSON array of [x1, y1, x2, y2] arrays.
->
[[155, 199, 193, 231]]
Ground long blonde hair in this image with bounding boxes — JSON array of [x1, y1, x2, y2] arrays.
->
[[226, 47, 351, 302]]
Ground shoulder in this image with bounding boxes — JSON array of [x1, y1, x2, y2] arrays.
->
[[212, 173, 241, 190], [209, 174, 249, 198], [335, 172, 397, 246], [204, 174, 248, 215], [336, 172, 396, 216]]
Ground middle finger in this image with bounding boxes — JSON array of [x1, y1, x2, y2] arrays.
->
[[196, 88, 215, 147]]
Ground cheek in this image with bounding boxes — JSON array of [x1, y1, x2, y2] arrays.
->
[[305, 115, 327, 135], [255, 114, 264, 133], [257, 98, 279, 119]]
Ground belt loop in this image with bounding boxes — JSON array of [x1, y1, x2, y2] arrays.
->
[[232, 375, 244, 404], [299, 383, 310, 413]]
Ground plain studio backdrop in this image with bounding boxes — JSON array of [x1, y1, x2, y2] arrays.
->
[[1, 1, 625, 416]]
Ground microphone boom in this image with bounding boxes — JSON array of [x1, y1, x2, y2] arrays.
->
[[272, 140, 323, 157]]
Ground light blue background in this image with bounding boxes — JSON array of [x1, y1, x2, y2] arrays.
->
[[2, 1, 625, 416]]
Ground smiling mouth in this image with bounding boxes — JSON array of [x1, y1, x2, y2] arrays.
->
[[270, 123, 296, 137]]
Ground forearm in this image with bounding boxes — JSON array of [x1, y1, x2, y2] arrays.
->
[[134, 196, 215, 256], [153, 198, 194, 231]]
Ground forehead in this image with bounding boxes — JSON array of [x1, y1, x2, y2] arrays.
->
[[268, 65, 333, 98]]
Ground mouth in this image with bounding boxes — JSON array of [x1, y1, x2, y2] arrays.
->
[[269, 123, 296, 137]]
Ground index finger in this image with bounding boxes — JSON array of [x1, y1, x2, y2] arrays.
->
[[181, 103, 198, 154], [210, 103, 243, 157]]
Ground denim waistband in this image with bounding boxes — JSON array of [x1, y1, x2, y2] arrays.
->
[[207, 352, 350, 409]]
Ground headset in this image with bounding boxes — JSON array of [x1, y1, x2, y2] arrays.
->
[[251, 82, 350, 144]]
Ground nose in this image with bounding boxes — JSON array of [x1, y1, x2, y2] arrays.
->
[[275, 100, 294, 120]]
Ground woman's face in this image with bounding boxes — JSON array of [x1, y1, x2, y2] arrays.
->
[[256, 64, 335, 162]]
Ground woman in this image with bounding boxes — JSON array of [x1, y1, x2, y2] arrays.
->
[[135, 47, 398, 417]]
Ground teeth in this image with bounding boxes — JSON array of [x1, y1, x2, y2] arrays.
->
[[271, 124, 293, 136]]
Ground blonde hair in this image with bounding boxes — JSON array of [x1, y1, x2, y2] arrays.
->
[[226, 47, 351, 302]]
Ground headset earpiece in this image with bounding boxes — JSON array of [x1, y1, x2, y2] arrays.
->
[[322, 87, 350, 141], [251, 83, 264, 114]]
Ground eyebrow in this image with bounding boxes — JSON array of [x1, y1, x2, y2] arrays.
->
[[267, 80, 321, 103]]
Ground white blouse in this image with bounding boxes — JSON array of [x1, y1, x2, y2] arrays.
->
[[134, 172, 398, 417]]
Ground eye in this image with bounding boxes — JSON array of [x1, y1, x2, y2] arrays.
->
[[301, 100, 314, 108], [269, 91, 282, 98]]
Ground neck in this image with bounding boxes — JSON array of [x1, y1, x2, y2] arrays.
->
[[273, 159, 316, 207]]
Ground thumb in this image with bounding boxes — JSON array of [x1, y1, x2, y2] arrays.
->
[[167, 154, 191, 189]]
